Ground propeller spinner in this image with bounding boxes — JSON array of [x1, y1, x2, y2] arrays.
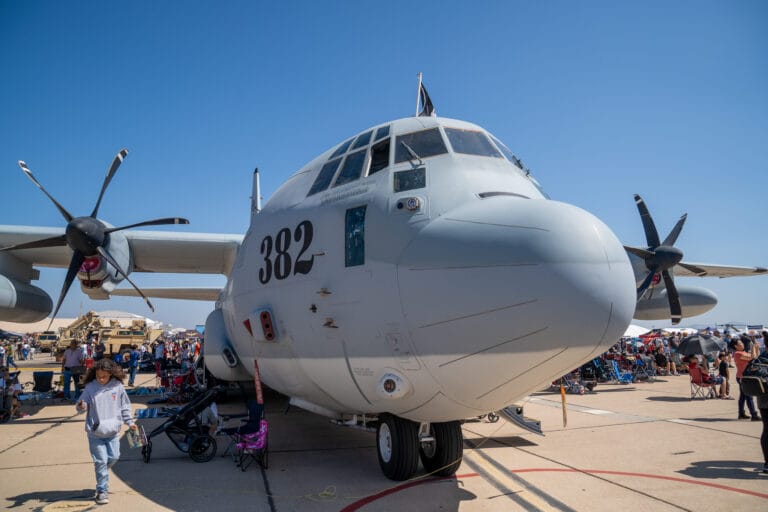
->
[[1, 149, 189, 327]]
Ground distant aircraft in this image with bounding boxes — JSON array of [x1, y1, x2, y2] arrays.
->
[[1, 83, 765, 480]]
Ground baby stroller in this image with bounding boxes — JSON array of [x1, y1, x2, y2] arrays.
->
[[141, 386, 223, 463]]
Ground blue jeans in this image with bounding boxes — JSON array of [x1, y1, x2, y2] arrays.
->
[[88, 435, 120, 493], [63, 369, 74, 399], [128, 366, 138, 385], [737, 378, 758, 416]]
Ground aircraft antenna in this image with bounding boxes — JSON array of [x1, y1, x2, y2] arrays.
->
[[251, 167, 261, 214], [415, 72, 423, 116]]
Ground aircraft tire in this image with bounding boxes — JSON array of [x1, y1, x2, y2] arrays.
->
[[419, 421, 463, 477], [376, 413, 419, 481]]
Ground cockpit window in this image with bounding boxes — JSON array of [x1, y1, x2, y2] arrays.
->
[[333, 149, 367, 187], [490, 135, 524, 170], [330, 138, 354, 159], [374, 125, 390, 141], [369, 138, 390, 175], [352, 130, 373, 149], [307, 158, 342, 196], [394, 128, 447, 164], [445, 128, 502, 158]]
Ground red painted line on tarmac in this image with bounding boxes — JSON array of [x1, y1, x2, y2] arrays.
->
[[341, 468, 768, 511], [339, 473, 479, 512]]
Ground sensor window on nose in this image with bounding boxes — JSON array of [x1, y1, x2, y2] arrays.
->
[[394, 167, 425, 193]]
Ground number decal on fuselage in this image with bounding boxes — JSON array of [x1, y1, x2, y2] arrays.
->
[[258, 220, 315, 284]]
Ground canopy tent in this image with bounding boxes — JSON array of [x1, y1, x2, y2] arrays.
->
[[623, 325, 650, 338]]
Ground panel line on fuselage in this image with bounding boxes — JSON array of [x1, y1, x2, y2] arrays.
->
[[476, 346, 569, 400], [443, 217, 551, 232], [406, 263, 539, 271], [438, 326, 549, 368], [418, 299, 538, 329], [341, 339, 373, 405]]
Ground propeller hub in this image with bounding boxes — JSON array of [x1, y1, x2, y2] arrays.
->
[[65, 217, 107, 256], [649, 245, 683, 272]]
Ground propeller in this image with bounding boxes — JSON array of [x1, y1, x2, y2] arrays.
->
[[1, 149, 189, 327], [624, 194, 692, 325]]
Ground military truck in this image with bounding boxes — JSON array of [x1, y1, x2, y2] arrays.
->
[[35, 331, 60, 353]]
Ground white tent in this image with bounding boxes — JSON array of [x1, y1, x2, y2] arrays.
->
[[623, 324, 650, 338]]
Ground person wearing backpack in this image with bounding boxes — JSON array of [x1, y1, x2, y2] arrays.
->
[[735, 338, 761, 420]]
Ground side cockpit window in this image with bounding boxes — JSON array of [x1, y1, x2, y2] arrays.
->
[[307, 125, 392, 197], [445, 128, 502, 158], [394, 128, 447, 164], [345, 205, 367, 267]]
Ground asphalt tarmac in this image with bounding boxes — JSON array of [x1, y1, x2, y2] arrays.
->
[[1, 353, 766, 511]]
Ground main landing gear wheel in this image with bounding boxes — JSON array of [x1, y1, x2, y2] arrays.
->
[[419, 421, 463, 477], [377, 413, 419, 481]]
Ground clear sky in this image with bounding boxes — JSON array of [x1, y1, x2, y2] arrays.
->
[[1, 1, 766, 330]]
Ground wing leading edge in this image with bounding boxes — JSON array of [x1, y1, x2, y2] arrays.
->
[[673, 262, 768, 278]]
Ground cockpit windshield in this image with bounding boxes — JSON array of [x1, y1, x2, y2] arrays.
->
[[394, 128, 448, 164], [445, 128, 502, 158]]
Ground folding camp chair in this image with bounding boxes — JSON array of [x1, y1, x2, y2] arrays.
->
[[25, 371, 56, 404], [610, 360, 634, 384], [688, 366, 715, 399], [633, 356, 657, 382], [220, 399, 267, 470]]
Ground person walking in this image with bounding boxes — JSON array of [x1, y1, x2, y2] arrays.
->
[[127, 344, 140, 387], [76, 358, 136, 505], [61, 341, 84, 401], [734, 338, 760, 420]]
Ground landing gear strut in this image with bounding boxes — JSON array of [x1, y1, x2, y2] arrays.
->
[[376, 414, 464, 481]]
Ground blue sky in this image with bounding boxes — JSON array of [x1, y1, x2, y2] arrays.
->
[[1, 1, 766, 329]]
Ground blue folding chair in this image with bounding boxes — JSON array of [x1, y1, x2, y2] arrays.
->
[[610, 360, 634, 384]]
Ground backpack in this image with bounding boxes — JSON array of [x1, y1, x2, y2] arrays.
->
[[741, 353, 768, 397]]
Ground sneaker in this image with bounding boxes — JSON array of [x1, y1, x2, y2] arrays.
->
[[95, 492, 109, 505], [752, 415, 762, 422], [738, 414, 750, 419]]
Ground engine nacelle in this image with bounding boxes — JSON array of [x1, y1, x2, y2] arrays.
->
[[0, 274, 53, 323], [203, 308, 251, 382], [78, 231, 130, 299], [634, 285, 718, 321]]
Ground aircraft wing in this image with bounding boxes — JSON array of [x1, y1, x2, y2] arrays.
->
[[110, 287, 222, 301], [0, 225, 243, 275], [674, 261, 768, 278]]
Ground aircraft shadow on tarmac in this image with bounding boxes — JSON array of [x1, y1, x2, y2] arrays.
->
[[645, 396, 693, 402], [677, 460, 768, 481]]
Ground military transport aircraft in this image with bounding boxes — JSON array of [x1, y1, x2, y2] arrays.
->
[[1, 86, 766, 480]]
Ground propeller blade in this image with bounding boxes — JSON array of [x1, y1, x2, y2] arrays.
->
[[637, 270, 657, 299], [49, 252, 85, 329], [662, 213, 687, 247], [90, 148, 128, 218], [661, 270, 682, 325], [18, 161, 74, 222], [96, 246, 154, 312], [104, 217, 190, 234], [634, 194, 660, 247], [624, 246, 653, 260], [0, 235, 67, 252]]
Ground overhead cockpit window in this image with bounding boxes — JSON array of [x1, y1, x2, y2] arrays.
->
[[374, 125, 390, 141], [445, 128, 502, 158], [394, 128, 447, 164], [369, 138, 390, 175], [333, 149, 367, 187], [330, 138, 354, 159], [307, 158, 342, 196], [352, 130, 373, 150]]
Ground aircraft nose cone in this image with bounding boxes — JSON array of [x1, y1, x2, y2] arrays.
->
[[397, 198, 636, 419]]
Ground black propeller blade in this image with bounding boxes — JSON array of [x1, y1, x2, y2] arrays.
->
[[7, 149, 189, 326], [625, 194, 687, 325]]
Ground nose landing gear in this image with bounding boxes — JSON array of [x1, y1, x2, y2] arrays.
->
[[376, 413, 464, 481]]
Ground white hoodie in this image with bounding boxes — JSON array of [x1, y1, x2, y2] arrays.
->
[[76, 379, 134, 438]]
